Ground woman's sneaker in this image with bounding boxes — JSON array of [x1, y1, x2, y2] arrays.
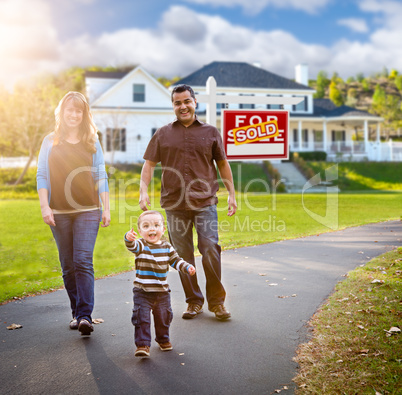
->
[[78, 319, 94, 335], [135, 346, 150, 357], [69, 318, 78, 330]]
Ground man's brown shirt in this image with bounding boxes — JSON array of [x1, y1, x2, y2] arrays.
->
[[143, 117, 227, 210]]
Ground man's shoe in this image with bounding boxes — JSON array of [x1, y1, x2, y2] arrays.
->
[[182, 304, 203, 319], [78, 319, 94, 335], [69, 318, 78, 330], [135, 346, 150, 357], [209, 305, 231, 320], [158, 342, 173, 351]]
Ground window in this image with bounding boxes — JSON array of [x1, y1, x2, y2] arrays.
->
[[293, 129, 298, 142], [267, 95, 283, 110], [292, 96, 308, 112], [133, 84, 145, 102], [332, 130, 346, 142], [106, 128, 126, 152], [217, 93, 226, 113], [239, 94, 255, 109]]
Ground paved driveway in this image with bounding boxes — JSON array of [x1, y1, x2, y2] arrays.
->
[[1, 220, 401, 395]]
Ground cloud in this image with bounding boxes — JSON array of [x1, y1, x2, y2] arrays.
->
[[2, 1, 402, 90], [337, 18, 369, 33], [182, 0, 331, 15], [159, 6, 207, 43]]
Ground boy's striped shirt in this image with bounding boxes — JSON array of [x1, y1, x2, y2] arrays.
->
[[125, 236, 192, 292]]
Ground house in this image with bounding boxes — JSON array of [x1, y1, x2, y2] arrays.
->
[[85, 66, 173, 163], [173, 61, 395, 161], [85, 62, 400, 163]]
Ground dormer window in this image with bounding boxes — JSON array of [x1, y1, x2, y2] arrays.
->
[[292, 96, 308, 112], [133, 84, 145, 102]]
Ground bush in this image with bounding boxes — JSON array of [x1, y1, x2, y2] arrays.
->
[[289, 151, 327, 161]]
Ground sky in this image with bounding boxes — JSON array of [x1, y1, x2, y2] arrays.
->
[[1, 0, 402, 90]]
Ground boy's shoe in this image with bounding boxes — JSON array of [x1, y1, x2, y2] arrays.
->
[[209, 305, 231, 320], [135, 346, 150, 357], [158, 342, 173, 351], [69, 318, 78, 330], [78, 319, 94, 335], [182, 304, 203, 319]]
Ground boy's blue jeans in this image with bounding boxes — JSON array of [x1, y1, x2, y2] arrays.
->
[[165, 205, 226, 310], [50, 210, 100, 324], [132, 288, 173, 347]]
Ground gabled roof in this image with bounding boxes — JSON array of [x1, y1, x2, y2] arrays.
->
[[174, 61, 313, 91], [85, 71, 131, 79], [296, 98, 380, 119]]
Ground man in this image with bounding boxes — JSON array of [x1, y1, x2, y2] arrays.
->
[[139, 84, 237, 320]]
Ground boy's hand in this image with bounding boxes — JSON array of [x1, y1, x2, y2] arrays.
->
[[188, 266, 196, 276], [126, 228, 138, 242]]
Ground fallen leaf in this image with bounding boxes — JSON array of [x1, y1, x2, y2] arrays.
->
[[291, 294, 297, 297], [357, 325, 365, 330], [7, 323, 22, 330], [258, 273, 267, 276], [371, 279, 384, 284], [92, 318, 104, 324], [360, 349, 369, 354]]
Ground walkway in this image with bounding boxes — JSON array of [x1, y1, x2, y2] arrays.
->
[[1, 221, 400, 394]]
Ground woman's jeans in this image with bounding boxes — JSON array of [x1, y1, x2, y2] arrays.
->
[[165, 205, 226, 310], [50, 210, 100, 323], [132, 288, 173, 347]]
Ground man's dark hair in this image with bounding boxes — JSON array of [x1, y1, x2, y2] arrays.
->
[[171, 84, 196, 102]]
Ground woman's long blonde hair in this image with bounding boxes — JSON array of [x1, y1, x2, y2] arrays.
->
[[54, 91, 97, 153]]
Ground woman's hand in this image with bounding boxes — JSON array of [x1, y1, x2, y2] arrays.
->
[[41, 205, 56, 226], [101, 209, 111, 227]]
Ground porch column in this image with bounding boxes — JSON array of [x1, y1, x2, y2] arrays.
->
[[298, 121, 302, 150], [323, 120, 327, 154], [363, 120, 368, 153], [376, 123, 381, 142]]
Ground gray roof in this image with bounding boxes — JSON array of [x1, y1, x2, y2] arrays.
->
[[308, 99, 378, 118], [174, 61, 313, 91]]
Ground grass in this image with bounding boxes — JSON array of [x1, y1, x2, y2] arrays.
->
[[293, 247, 402, 394], [307, 162, 402, 191], [0, 192, 401, 303]]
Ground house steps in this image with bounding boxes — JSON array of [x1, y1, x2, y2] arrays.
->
[[270, 161, 338, 193]]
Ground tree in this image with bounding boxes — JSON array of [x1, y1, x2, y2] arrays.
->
[[371, 84, 402, 136], [2, 81, 63, 185], [329, 81, 344, 106], [314, 70, 329, 98]]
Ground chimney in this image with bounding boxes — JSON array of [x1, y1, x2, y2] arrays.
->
[[295, 64, 308, 86]]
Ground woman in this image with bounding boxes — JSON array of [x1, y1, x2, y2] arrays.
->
[[37, 91, 110, 336]]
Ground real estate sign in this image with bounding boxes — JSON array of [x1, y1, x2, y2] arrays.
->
[[221, 109, 289, 161]]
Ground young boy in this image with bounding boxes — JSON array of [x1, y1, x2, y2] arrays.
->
[[124, 210, 196, 357]]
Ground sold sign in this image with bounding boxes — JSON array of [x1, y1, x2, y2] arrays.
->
[[232, 120, 279, 145], [221, 109, 289, 161]]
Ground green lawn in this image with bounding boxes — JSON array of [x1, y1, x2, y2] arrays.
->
[[1, 192, 401, 303], [307, 161, 402, 191]]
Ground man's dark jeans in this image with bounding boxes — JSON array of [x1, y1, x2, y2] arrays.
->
[[166, 205, 226, 310]]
